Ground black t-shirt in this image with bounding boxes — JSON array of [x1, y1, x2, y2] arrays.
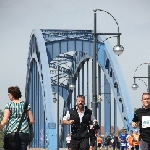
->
[[113, 136, 118, 143], [132, 108, 150, 142], [105, 136, 111, 144]]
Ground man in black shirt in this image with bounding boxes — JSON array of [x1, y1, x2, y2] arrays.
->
[[132, 92, 150, 150], [112, 133, 120, 150], [105, 135, 112, 150], [62, 95, 98, 150]]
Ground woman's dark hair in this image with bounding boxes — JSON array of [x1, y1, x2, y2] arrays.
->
[[8, 86, 22, 99]]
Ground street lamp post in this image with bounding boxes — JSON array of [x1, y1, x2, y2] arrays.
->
[[132, 62, 150, 92], [93, 9, 97, 123], [93, 8, 124, 150], [148, 64, 150, 93], [57, 65, 60, 150]]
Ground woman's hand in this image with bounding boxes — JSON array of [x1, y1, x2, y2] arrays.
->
[[0, 122, 4, 131]]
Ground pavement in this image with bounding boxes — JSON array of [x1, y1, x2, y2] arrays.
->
[[0, 147, 113, 150], [0, 147, 112, 150]]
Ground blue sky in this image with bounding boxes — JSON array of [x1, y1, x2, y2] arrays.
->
[[0, 0, 150, 128]]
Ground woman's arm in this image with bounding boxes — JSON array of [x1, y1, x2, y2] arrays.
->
[[27, 110, 34, 124], [0, 109, 10, 129]]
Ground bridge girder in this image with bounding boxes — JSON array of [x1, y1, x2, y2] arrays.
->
[[25, 29, 133, 149]]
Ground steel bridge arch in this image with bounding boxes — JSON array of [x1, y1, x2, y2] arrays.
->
[[25, 29, 133, 149]]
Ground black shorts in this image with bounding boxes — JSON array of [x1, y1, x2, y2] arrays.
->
[[90, 140, 95, 147], [71, 138, 89, 150], [90, 137, 96, 147], [67, 143, 71, 148], [98, 143, 101, 147], [106, 142, 110, 146], [113, 143, 120, 149]]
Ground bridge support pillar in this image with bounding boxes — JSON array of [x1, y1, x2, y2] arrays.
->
[[114, 98, 117, 133], [104, 76, 111, 135]]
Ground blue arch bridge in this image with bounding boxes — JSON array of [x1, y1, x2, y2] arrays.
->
[[25, 29, 134, 149]]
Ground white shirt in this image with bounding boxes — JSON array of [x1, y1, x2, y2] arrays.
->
[[63, 108, 96, 123], [66, 136, 71, 143]]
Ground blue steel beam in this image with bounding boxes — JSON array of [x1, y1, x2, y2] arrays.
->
[[104, 76, 111, 135], [26, 30, 57, 150], [98, 39, 134, 131], [114, 98, 117, 133]]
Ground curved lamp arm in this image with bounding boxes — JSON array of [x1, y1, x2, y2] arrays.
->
[[134, 62, 150, 77], [97, 9, 119, 33], [97, 35, 118, 50], [138, 78, 148, 92], [93, 8, 124, 55]]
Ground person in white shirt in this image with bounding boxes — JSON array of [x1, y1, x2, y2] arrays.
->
[[62, 95, 98, 150], [66, 134, 71, 150]]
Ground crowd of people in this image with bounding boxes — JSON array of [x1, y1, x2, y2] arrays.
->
[[66, 129, 140, 150], [0, 86, 149, 150], [63, 92, 150, 150]]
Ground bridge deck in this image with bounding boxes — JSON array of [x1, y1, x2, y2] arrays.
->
[[26, 148, 112, 150], [0, 147, 112, 150]]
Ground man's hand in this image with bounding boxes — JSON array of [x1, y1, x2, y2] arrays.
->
[[68, 120, 74, 125], [132, 122, 138, 128], [93, 120, 98, 125], [118, 138, 121, 142]]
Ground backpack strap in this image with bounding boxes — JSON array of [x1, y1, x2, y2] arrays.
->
[[16, 102, 28, 134]]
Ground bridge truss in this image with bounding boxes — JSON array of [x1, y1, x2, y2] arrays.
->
[[25, 29, 133, 149]]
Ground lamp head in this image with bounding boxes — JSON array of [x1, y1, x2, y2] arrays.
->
[[97, 95, 102, 102], [53, 98, 57, 103], [113, 45, 124, 56], [97, 98, 103, 103], [69, 84, 75, 90], [52, 92, 57, 103], [131, 83, 139, 90], [93, 8, 97, 12]]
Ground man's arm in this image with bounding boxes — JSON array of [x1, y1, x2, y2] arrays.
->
[[91, 115, 98, 125], [62, 111, 74, 125], [132, 110, 140, 128], [62, 120, 74, 125]]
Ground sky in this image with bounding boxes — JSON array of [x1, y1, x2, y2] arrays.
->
[[0, 0, 150, 128]]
